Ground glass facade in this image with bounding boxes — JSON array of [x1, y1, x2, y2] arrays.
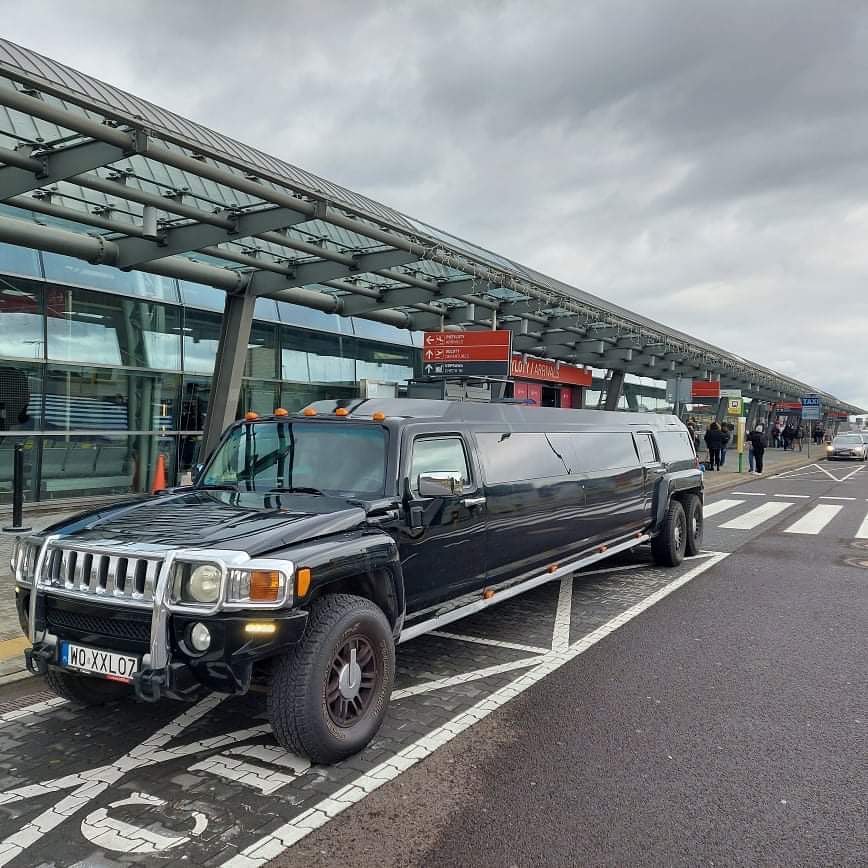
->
[[0, 264, 418, 504]]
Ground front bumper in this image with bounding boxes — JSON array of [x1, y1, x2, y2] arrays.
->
[[17, 586, 308, 701]]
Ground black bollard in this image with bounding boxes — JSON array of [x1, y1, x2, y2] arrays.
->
[[3, 443, 32, 533]]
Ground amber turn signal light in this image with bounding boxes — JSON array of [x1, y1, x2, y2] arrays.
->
[[547, 563, 559, 573], [244, 411, 259, 421], [482, 588, 495, 600], [296, 567, 312, 597], [245, 621, 276, 635], [249, 570, 282, 602]]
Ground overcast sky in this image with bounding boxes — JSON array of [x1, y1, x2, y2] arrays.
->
[[4, 0, 868, 407]]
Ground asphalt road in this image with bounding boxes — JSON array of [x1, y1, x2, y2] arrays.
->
[[276, 462, 868, 867], [0, 461, 865, 867]]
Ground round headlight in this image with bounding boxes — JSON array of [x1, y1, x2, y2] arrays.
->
[[188, 564, 221, 603], [189, 622, 211, 652]]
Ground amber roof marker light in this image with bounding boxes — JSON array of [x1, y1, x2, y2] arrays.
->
[[273, 407, 289, 417], [244, 411, 259, 421], [302, 407, 317, 417], [334, 407, 350, 417], [372, 411, 386, 422]]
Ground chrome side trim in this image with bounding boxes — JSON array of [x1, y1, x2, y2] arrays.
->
[[28, 534, 60, 645], [398, 533, 650, 644]]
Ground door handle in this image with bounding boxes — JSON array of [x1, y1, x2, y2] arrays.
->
[[462, 496, 487, 508]]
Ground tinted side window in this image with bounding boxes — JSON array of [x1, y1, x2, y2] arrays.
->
[[476, 432, 570, 484], [410, 437, 470, 493], [570, 432, 639, 472], [635, 433, 657, 463], [655, 431, 696, 462]]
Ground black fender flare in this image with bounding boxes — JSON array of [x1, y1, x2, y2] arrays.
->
[[652, 471, 704, 534], [270, 532, 406, 636]]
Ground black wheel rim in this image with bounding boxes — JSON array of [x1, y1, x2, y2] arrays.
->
[[674, 512, 686, 552], [326, 636, 378, 728]]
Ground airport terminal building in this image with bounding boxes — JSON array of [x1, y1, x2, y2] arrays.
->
[[0, 40, 861, 506]]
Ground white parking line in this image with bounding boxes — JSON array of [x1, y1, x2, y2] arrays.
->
[[0, 697, 67, 727], [730, 491, 766, 496], [719, 500, 793, 530], [430, 632, 549, 655], [856, 513, 868, 540], [391, 658, 542, 701], [819, 496, 856, 501], [774, 494, 809, 498], [223, 552, 730, 868], [783, 504, 842, 535], [551, 577, 573, 651]]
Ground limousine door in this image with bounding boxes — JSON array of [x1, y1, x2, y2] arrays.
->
[[399, 433, 488, 609]]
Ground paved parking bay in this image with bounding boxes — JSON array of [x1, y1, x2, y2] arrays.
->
[[0, 544, 725, 866]]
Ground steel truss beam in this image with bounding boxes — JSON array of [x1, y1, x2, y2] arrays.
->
[[0, 138, 137, 199]]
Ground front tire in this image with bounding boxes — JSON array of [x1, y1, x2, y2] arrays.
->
[[270, 593, 395, 764], [651, 498, 687, 567], [45, 668, 131, 705], [683, 494, 703, 556]]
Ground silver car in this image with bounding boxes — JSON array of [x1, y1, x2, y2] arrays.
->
[[826, 433, 868, 460]]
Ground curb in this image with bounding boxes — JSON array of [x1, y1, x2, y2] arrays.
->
[[702, 452, 826, 495]]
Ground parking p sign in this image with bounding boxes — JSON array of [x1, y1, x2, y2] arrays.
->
[[727, 397, 743, 415]]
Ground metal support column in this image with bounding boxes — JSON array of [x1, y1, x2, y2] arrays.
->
[[201, 289, 258, 460], [746, 399, 760, 430], [604, 370, 626, 411], [624, 383, 639, 411], [715, 397, 728, 421]]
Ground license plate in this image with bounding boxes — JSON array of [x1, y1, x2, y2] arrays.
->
[[60, 641, 140, 681]]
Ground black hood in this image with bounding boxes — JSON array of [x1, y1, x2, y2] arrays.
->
[[41, 489, 369, 555]]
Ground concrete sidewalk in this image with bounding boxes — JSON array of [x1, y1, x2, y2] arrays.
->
[[0, 446, 834, 684], [702, 444, 825, 493]]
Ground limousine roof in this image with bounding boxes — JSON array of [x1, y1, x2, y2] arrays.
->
[[301, 398, 686, 429]]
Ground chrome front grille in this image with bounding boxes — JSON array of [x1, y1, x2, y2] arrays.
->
[[41, 543, 163, 606]]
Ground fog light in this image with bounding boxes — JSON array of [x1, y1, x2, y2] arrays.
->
[[189, 622, 211, 652], [245, 621, 276, 636]]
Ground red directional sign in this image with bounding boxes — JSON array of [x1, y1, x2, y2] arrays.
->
[[422, 330, 512, 378]]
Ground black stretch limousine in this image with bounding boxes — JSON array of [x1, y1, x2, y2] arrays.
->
[[12, 399, 703, 762]]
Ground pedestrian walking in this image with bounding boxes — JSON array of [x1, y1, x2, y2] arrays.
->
[[719, 422, 731, 466], [795, 425, 803, 452], [704, 421, 724, 471], [748, 424, 767, 474], [782, 425, 794, 451]]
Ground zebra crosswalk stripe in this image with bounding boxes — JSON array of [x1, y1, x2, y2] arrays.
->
[[703, 499, 745, 517], [783, 504, 842, 535], [719, 500, 793, 530]]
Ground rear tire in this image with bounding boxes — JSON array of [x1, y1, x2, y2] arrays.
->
[[683, 494, 703, 556], [45, 668, 131, 705], [269, 593, 394, 764], [651, 498, 687, 567]]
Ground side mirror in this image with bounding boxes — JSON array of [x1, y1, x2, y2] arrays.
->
[[417, 471, 464, 498], [192, 463, 205, 484]]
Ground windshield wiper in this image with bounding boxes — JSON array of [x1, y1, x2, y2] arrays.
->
[[267, 486, 325, 496]]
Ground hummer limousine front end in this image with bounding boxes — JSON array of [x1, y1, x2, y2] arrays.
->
[[12, 535, 307, 700]]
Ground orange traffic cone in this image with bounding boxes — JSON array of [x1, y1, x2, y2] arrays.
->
[[150, 453, 168, 494]]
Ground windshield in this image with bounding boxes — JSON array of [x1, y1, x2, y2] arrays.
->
[[834, 435, 863, 445], [202, 422, 388, 497]]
